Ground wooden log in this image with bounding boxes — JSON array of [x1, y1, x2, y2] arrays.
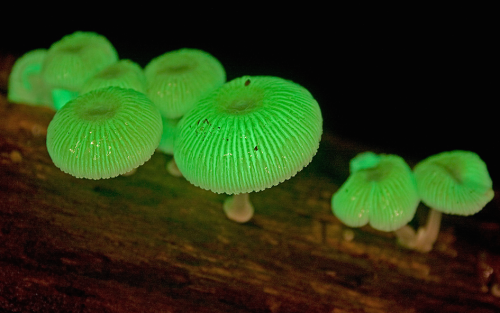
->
[[1, 57, 500, 313]]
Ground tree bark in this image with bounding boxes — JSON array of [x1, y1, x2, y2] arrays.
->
[[1, 55, 500, 313]]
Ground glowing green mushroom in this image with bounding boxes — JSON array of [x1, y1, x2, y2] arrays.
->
[[396, 150, 494, 252], [42, 31, 119, 110], [174, 76, 323, 223], [46, 86, 162, 179], [332, 152, 420, 232], [145, 48, 226, 119], [156, 116, 182, 177], [8, 49, 53, 108], [80, 59, 146, 94]]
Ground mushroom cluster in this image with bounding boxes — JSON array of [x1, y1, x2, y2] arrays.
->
[[332, 150, 494, 252], [396, 150, 494, 252], [10, 31, 324, 224], [10, 32, 228, 180], [8, 31, 119, 110]]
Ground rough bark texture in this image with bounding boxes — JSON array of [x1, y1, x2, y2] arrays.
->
[[1, 53, 500, 313]]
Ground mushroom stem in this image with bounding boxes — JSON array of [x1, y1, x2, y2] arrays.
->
[[121, 167, 138, 177], [395, 208, 442, 253], [166, 158, 183, 177], [223, 192, 254, 223]]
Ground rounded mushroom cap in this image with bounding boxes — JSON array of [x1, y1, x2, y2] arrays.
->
[[414, 150, 493, 215], [81, 59, 146, 94], [46, 86, 162, 179], [145, 48, 226, 119], [42, 31, 118, 91], [8, 49, 53, 107], [174, 75, 323, 195], [332, 152, 420, 232]]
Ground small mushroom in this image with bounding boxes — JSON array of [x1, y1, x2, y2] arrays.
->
[[80, 59, 146, 94], [8, 49, 53, 108], [42, 31, 119, 110], [174, 76, 323, 222], [332, 152, 420, 232], [144, 48, 226, 119], [46, 86, 162, 179], [396, 150, 494, 252]]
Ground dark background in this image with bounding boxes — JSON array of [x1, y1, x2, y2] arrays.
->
[[2, 21, 495, 181]]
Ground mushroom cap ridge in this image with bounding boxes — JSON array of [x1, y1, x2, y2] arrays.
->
[[174, 76, 323, 195]]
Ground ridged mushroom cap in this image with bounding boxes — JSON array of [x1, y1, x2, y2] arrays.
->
[[46, 86, 162, 179], [174, 75, 323, 195], [332, 152, 420, 232], [81, 59, 146, 94], [42, 31, 118, 91], [413, 150, 493, 215], [145, 48, 226, 119], [8, 49, 52, 107]]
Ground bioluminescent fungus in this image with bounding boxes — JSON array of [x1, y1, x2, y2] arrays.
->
[[396, 150, 494, 252], [46, 86, 162, 179], [174, 76, 323, 223], [145, 48, 226, 119], [80, 59, 146, 95], [332, 152, 420, 232], [8, 49, 52, 108], [156, 116, 182, 177], [42, 31, 119, 110]]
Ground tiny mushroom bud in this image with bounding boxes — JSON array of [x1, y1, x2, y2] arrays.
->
[[332, 152, 420, 232], [46, 86, 162, 179], [174, 75, 323, 223], [396, 150, 494, 252]]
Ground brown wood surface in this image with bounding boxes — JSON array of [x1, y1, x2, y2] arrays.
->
[[1, 53, 500, 313]]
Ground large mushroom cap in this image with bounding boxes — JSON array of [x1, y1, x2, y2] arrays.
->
[[413, 150, 493, 215], [46, 86, 162, 179], [332, 152, 420, 232], [174, 75, 323, 194], [42, 31, 118, 91], [145, 48, 226, 119]]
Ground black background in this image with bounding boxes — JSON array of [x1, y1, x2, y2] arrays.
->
[[2, 19, 495, 181]]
